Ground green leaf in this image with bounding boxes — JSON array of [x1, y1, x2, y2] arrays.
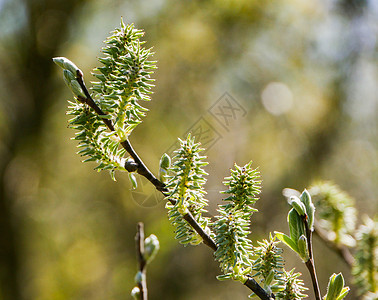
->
[[274, 231, 299, 253], [300, 189, 315, 230], [324, 273, 348, 300], [288, 208, 305, 243], [289, 195, 306, 216], [336, 287, 350, 300], [297, 235, 309, 262]]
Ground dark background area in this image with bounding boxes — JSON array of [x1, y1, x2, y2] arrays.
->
[[0, 0, 377, 299]]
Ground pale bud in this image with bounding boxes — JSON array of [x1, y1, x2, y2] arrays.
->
[[53, 57, 83, 76], [131, 286, 140, 299], [143, 234, 160, 264]]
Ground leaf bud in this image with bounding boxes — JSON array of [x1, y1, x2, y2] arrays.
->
[[143, 234, 160, 264], [131, 286, 140, 299], [63, 70, 86, 98], [53, 57, 83, 77], [134, 271, 144, 284]]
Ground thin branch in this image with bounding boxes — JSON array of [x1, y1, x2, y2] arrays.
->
[[244, 276, 275, 300], [303, 218, 321, 300], [313, 221, 355, 267], [74, 73, 271, 300], [136, 222, 148, 300], [182, 213, 217, 251], [305, 259, 321, 300]]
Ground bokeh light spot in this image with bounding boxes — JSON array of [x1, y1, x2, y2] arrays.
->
[[261, 82, 294, 115]]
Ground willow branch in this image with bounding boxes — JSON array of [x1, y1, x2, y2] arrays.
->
[[136, 222, 148, 300], [75, 72, 271, 300], [244, 276, 275, 300], [303, 217, 321, 300]]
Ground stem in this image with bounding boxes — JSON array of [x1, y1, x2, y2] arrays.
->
[[182, 213, 217, 251], [244, 276, 275, 300], [75, 73, 270, 300], [303, 217, 321, 300], [305, 259, 321, 300], [136, 222, 147, 300]]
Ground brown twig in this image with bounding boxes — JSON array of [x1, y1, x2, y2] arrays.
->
[[136, 222, 147, 300], [244, 276, 275, 300], [303, 217, 321, 300]]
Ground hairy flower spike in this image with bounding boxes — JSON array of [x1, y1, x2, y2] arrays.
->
[[309, 181, 356, 247], [252, 234, 284, 293], [91, 20, 156, 141], [214, 162, 261, 281], [352, 216, 377, 297], [275, 269, 308, 300], [67, 101, 126, 180], [165, 134, 212, 246], [56, 20, 156, 180]]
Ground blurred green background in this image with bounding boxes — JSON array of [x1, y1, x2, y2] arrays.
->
[[0, 0, 376, 299]]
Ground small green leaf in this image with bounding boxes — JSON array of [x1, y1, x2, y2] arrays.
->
[[297, 235, 309, 262], [289, 195, 306, 216], [274, 231, 299, 253], [324, 273, 348, 300], [337, 287, 350, 300], [129, 173, 138, 189], [300, 189, 315, 230], [288, 208, 305, 243]]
